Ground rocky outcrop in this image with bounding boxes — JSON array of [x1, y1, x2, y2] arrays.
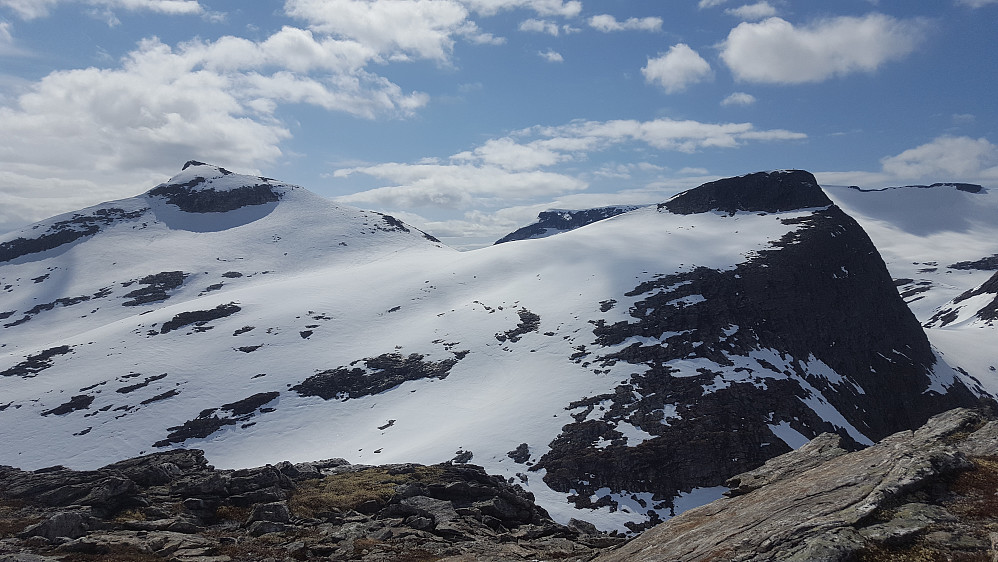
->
[[595, 407, 998, 562], [0, 449, 621, 561], [147, 174, 282, 213], [0, 208, 146, 264], [494, 206, 643, 244], [660, 170, 831, 215], [291, 351, 465, 401]]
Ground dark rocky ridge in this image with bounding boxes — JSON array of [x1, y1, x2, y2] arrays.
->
[[0, 208, 146, 264], [661, 169, 831, 215], [847, 182, 985, 194], [950, 253, 998, 271], [494, 206, 643, 244], [0, 449, 621, 561], [147, 180, 282, 214], [533, 170, 982, 523]]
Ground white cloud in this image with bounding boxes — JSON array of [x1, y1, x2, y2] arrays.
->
[[588, 14, 662, 32], [0, 27, 431, 232], [880, 136, 998, 180], [679, 167, 709, 175], [698, 0, 728, 8], [642, 43, 713, 94], [460, 0, 582, 17], [817, 135, 998, 188], [538, 118, 805, 152], [283, 0, 579, 62], [335, 163, 587, 209], [519, 18, 559, 35], [725, 2, 776, 20], [454, 137, 569, 170], [538, 48, 563, 62], [952, 113, 975, 125], [334, 116, 806, 213], [721, 92, 756, 106], [0, 0, 202, 19], [720, 14, 927, 84], [956, 0, 998, 7], [283, 0, 480, 62]]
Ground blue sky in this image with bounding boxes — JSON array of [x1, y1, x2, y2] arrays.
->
[[1, 0, 996, 247]]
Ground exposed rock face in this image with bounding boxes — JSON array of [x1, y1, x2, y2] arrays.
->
[[595, 407, 998, 562], [147, 174, 282, 213], [0, 208, 146, 264], [291, 351, 464, 400], [533, 170, 980, 521], [494, 206, 644, 244], [0, 449, 621, 561], [660, 170, 831, 215]]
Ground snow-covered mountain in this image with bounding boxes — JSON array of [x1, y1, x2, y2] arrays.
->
[[0, 165, 985, 532], [494, 206, 645, 245], [825, 183, 998, 397]]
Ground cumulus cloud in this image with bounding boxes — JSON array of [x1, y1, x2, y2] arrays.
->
[[588, 14, 662, 32], [642, 43, 713, 93], [817, 135, 998, 189], [720, 14, 927, 84], [725, 2, 776, 20], [284, 0, 580, 62], [880, 136, 998, 180], [0, 0, 202, 19], [698, 0, 728, 8], [283, 0, 482, 62], [462, 0, 581, 17], [335, 163, 587, 209], [453, 137, 569, 170], [519, 18, 559, 35], [0, 26, 432, 232], [721, 92, 756, 106], [538, 48, 563, 62]]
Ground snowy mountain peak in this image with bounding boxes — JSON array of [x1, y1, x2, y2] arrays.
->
[[661, 169, 831, 215], [146, 162, 290, 213]]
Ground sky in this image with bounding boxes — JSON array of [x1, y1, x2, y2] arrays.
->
[[0, 0, 996, 248]]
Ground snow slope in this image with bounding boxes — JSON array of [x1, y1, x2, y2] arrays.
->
[[825, 183, 998, 396], [0, 167, 980, 532]]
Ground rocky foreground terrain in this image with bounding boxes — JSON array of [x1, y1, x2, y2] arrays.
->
[[0, 450, 623, 562], [2, 406, 997, 561]]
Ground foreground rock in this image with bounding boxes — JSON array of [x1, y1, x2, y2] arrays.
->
[[0, 451, 622, 561], [596, 407, 998, 561]]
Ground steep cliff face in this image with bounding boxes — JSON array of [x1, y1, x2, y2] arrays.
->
[[532, 171, 980, 527]]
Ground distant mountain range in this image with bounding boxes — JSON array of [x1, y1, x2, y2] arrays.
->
[[1, 163, 993, 532]]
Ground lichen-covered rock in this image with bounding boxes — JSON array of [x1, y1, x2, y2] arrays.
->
[[595, 407, 998, 562]]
